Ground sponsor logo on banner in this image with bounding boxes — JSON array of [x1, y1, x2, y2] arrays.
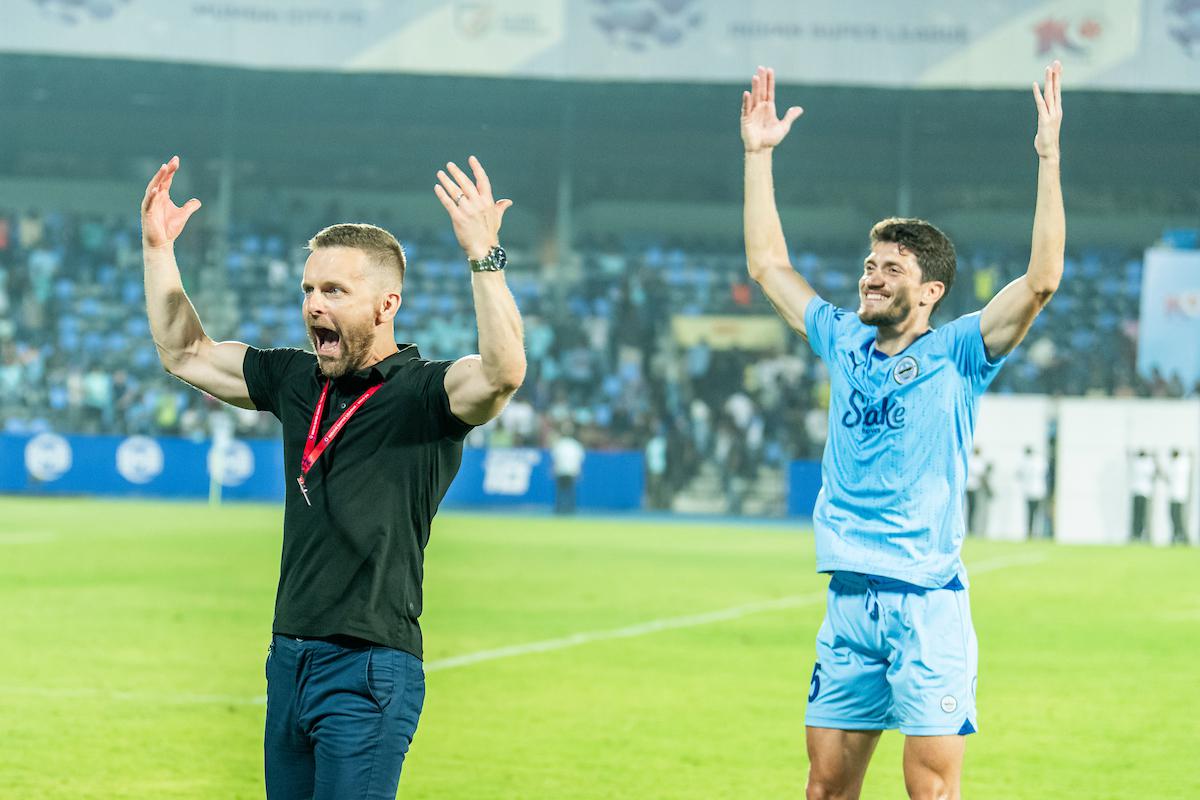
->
[[188, 4, 366, 26], [590, 0, 702, 50], [24, 433, 72, 482], [207, 439, 255, 487], [728, 19, 966, 44], [1164, 290, 1200, 318], [1032, 15, 1105, 56], [454, 1, 495, 37], [450, 0, 554, 40], [32, 0, 129, 25], [115, 436, 164, 484], [483, 448, 542, 496], [1168, 0, 1200, 56]]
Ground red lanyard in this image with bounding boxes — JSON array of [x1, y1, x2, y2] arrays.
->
[[296, 379, 383, 506]]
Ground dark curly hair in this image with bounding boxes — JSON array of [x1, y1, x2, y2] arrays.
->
[[869, 218, 956, 312]]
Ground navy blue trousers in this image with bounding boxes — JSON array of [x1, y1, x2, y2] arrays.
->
[[264, 635, 425, 799]]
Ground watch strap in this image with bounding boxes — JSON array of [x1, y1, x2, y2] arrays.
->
[[468, 245, 506, 272]]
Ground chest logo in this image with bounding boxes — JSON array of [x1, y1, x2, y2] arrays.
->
[[842, 389, 906, 432], [893, 355, 919, 385]]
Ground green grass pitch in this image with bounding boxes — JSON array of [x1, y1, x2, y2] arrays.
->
[[1, 496, 1197, 799]]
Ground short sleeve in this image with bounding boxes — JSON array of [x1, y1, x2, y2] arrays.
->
[[803, 296, 844, 361], [944, 311, 1006, 389], [243, 347, 308, 418], [413, 358, 474, 441]]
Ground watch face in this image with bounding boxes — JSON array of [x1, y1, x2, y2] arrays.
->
[[491, 246, 507, 269]]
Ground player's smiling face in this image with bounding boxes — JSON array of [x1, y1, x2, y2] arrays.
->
[[301, 247, 379, 378], [857, 241, 924, 327]]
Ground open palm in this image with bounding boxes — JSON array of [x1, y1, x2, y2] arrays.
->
[[141, 156, 201, 248], [433, 155, 512, 260], [1032, 61, 1063, 160], [741, 66, 804, 153]]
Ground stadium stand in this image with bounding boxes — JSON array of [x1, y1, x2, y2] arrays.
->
[[0, 204, 1184, 514]]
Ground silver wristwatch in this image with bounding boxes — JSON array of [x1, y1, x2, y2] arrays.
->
[[468, 245, 506, 273]]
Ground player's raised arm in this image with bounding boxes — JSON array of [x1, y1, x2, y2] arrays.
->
[[742, 66, 818, 338], [434, 155, 527, 426], [142, 156, 254, 409], [980, 61, 1066, 359]]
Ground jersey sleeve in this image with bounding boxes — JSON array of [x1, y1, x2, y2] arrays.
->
[[243, 347, 308, 419], [413, 358, 474, 441], [803, 296, 845, 361], [944, 311, 1007, 389]]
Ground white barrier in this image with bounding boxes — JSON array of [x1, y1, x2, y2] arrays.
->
[[972, 396, 1200, 544], [1054, 398, 1200, 546], [973, 395, 1054, 541]]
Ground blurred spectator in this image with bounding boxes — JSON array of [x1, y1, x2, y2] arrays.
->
[[1129, 449, 1160, 543], [1018, 446, 1049, 540], [550, 426, 585, 515], [499, 396, 537, 447], [644, 427, 669, 510], [1167, 448, 1192, 545], [965, 445, 993, 537]]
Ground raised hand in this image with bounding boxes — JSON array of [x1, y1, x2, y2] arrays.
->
[[141, 156, 202, 249], [741, 66, 804, 154], [1032, 61, 1063, 160], [433, 155, 512, 260]]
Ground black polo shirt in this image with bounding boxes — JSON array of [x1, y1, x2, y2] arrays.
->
[[243, 344, 472, 659]]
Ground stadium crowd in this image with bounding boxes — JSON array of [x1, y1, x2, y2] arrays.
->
[[0, 206, 1186, 499]]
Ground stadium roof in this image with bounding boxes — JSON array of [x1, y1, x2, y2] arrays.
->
[[1, 55, 1196, 247]]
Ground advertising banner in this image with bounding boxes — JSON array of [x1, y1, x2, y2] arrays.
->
[[2, 1, 1198, 92], [1137, 247, 1200, 389], [0, 434, 646, 511]]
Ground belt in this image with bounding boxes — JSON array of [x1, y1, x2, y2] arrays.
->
[[275, 632, 380, 649]]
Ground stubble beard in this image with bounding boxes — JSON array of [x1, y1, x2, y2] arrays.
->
[[858, 291, 914, 328], [312, 321, 375, 379]]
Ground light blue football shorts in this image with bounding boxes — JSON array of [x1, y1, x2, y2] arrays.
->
[[805, 571, 978, 736]]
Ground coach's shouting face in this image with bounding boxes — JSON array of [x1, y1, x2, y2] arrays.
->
[[300, 225, 406, 379], [302, 248, 397, 379]]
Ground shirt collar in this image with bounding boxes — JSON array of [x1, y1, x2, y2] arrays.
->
[[866, 327, 934, 361], [314, 343, 420, 385]]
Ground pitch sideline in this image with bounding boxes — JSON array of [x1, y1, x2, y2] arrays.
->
[[0, 552, 1046, 705]]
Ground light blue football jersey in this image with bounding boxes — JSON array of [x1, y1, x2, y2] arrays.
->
[[803, 297, 1007, 587]]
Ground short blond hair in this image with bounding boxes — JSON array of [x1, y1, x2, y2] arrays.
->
[[307, 223, 406, 289]]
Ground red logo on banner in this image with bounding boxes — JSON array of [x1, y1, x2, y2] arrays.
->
[[1165, 291, 1200, 318], [1033, 16, 1103, 55]]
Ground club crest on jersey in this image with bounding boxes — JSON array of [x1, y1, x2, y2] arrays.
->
[[842, 389, 906, 431], [893, 355, 919, 385]]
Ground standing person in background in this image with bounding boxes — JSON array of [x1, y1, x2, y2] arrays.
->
[[689, 397, 712, 460], [1129, 449, 1160, 543], [1167, 449, 1192, 545], [965, 445, 992, 537], [551, 425, 585, 514], [645, 426, 669, 510], [142, 154, 525, 797], [1018, 446, 1049, 540], [742, 60, 1065, 798], [716, 417, 753, 515]]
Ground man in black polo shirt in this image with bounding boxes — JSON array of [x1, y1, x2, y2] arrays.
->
[[141, 154, 526, 798]]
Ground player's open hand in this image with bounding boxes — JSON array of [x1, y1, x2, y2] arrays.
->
[[434, 155, 512, 261], [141, 156, 201, 249], [1033, 61, 1063, 161], [741, 66, 804, 154]]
